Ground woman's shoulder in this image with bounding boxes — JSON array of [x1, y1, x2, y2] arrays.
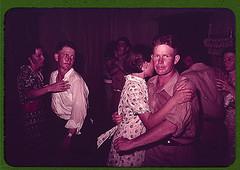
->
[[18, 65, 32, 77], [20, 65, 31, 72]]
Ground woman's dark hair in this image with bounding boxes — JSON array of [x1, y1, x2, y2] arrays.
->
[[124, 44, 151, 74], [24, 42, 42, 58], [22, 42, 43, 66]]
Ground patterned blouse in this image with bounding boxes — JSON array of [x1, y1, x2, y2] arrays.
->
[[107, 75, 150, 167], [17, 65, 44, 104]]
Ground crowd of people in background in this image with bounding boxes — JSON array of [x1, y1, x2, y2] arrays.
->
[[16, 35, 236, 167]]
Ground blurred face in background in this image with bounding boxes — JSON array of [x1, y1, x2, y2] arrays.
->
[[183, 55, 194, 69], [224, 52, 235, 72], [116, 40, 129, 57]]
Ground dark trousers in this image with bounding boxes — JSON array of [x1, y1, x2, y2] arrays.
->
[[196, 120, 227, 166], [50, 115, 96, 166]]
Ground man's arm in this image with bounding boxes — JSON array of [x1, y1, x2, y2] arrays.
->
[[139, 78, 194, 129], [114, 120, 177, 152], [65, 78, 89, 136]]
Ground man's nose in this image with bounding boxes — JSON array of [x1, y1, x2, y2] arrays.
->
[[157, 56, 164, 64], [65, 55, 72, 61]]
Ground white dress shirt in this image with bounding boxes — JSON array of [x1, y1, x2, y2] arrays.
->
[[50, 68, 89, 135]]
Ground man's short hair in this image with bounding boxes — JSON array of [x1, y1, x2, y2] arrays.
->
[[116, 36, 131, 47], [152, 35, 180, 54], [54, 40, 76, 53]]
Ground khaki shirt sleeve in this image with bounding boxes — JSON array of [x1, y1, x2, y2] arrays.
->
[[165, 77, 196, 137]]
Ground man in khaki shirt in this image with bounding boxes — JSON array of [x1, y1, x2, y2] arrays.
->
[[181, 55, 227, 165], [114, 37, 200, 166]]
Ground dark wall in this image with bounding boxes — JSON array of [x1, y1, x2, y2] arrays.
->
[[158, 12, 210, 56], [4, 9, 41, 164]]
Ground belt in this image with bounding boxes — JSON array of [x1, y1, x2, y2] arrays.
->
[[161, 139, 193, 146], [113, 89, 121, 92], [104, 79, 113, 84]]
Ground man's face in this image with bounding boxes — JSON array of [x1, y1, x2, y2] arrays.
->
[[56, 46, 75, 72], [183, 55, 194, 69], [224, 52, 235, 72], [31, 48, 45, 68], [116, 40, 129, 56], [152, 44, 179, 76]]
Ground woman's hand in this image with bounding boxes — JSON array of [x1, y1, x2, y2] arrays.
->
[[112, 112, 123, 125], [48, 81, 70, 92], [216, 79, 233, 92], [173, 78, 194, 104], [173, 89, 194, 104]]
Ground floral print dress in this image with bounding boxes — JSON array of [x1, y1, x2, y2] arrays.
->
[[107, 75, 150, 167], [17, 65, 48, 152]]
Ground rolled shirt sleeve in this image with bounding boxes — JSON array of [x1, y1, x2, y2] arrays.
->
[[165, 102, 192, 137], [165, 76, 198, 138]]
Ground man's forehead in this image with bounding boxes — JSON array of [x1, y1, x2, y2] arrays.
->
[[117, 41, 128, 45], [153, 44, 175, 53], [59, 46, 75, 53], [35, 48, 43, 53]]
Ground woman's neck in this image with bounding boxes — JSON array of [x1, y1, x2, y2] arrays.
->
[[229, 70, 235, 78], [229, 69, 236, 85], [29, 64, 40, 72], [132, 72, 145, 79]]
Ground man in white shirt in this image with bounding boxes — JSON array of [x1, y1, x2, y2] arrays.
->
[[50, 41, 89, 165]]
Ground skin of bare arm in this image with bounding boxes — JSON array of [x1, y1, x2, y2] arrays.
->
[[26, 80, 70, 99], [114, 120, 177, 152]]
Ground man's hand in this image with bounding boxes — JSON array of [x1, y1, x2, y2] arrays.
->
[[113, 137, 134, 152], [112, 112, 123, 125]]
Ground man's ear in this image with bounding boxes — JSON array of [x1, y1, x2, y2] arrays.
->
[[54, 53, 59, 62], [174, 55, 180, 65]]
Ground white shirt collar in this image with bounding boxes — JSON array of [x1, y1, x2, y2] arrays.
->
[[62, 68, 74, 80]]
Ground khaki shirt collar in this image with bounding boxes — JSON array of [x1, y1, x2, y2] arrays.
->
[[149, 72, 179, 96]]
